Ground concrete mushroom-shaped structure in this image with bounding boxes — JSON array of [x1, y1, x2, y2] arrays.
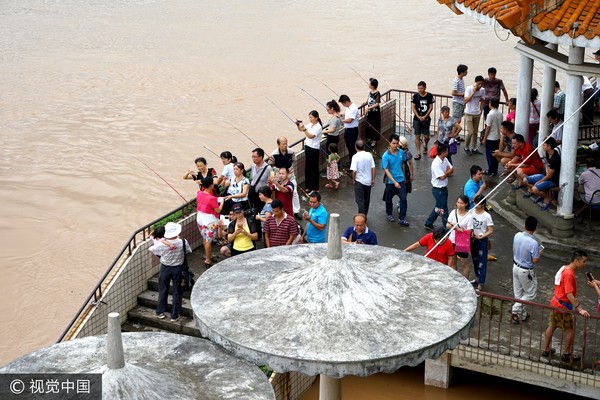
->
[[1, 313, 275, 400], [192, 214, 477, 398]]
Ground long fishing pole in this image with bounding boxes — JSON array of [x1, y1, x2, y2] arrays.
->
[[134, 157, 189, 203], [298, 84, 387, 160], [372, 64, 413, 134], [298, 86, 326, 107], [347, 64, 369, 85], [225, 122, 262, 148], [203, 145, 220, 158], [314, 78, 339, 98], [266, 97, 298, 124]]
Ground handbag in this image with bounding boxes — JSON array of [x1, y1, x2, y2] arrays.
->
[[180, 241, 195, 292], [429, 145, 438, 159], [453, 211, 471, 253], [449, 138, 458, 155]]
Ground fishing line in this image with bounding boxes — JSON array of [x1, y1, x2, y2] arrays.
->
[[133, 157, 189, 203], [372, 64, 414, 134], [424, 88, 599, 259], [225, 122, 262, 148], [266, 97, 298, 124], [203, 145, 220, 158]]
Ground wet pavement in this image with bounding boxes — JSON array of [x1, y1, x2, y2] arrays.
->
[[309, 137, 600, 312]]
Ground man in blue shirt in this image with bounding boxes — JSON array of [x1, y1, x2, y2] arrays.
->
[[464, 165, 487, 209], [302, 191, 328, 243], [341, 213, 378, 245], [382, 134, 409, 226], [511, 216, 542, 323]]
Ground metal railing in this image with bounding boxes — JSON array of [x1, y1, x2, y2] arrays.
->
[[56, 198, 197, 342], [472, 291, 600, 374]]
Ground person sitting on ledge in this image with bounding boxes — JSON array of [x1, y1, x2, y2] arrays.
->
[[521, 137, 561, 212], [508, 133, 544, 190]]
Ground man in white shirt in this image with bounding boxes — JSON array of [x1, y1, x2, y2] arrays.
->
[[350, 140, 376, 216], [451, 64, 468, 121], [482, 98, 503, 176], [424, 142, 453, 230], [463, 75, 485, 155], [339, 94, 360, 164]]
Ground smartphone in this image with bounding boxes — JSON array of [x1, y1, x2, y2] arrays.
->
[[586, 272, 595, 282], [539, 244, 545, 251]]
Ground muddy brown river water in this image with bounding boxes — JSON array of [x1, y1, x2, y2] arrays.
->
[[2, 1, 582, 397]]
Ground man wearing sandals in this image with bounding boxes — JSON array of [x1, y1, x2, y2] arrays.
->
[[511, 216, 542, 323], [542, 250, 590, 362]]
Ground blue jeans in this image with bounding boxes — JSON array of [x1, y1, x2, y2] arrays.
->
[[471, 238, 488, 285], [485, 139, 500, 174], [425, 187, 448, 227], [157, 264, 184, 318], [385, 182, 407, 220]]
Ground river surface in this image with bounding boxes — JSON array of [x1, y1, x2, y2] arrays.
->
[[0, 0, 526, 387]]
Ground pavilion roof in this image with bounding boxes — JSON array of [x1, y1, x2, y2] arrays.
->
[[438, 0, 600, 46]]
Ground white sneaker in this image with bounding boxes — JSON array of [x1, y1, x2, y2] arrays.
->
[[156, 313, 165, 319]]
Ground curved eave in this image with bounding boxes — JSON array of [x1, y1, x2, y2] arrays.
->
[[445, 0, 600, 48], [532, 25, 600, 48]]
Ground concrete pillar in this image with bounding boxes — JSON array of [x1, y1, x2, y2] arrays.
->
[[516, 52, 534, 139], [107, 312, 125, 369], [558, 46, 584, 217], [539, 44, 558, 156], [327, 213, 342, 260], [424, 352, 453, 388], [319, 374, 341, 400]]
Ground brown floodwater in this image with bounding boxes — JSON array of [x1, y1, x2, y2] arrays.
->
[[1, 1, 573, 396]]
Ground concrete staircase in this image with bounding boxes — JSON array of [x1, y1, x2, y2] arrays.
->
[[122, 249, 210, 337]]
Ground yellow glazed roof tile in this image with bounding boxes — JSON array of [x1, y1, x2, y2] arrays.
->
[[439, 0, 600, 43]]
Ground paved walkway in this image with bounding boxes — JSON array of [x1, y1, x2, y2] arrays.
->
[[311, 139, 600, 313]]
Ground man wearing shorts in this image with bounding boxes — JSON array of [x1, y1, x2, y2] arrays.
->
[[507, 133, 543, 188], [522, 137, 560, 212], [411, 81, 435, 160], [542, 250, 590, 362], [451, 64, 468, 121]]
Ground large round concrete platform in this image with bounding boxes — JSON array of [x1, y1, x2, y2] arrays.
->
[[192, 243, 477, 378], [1, 332, 275, 400]]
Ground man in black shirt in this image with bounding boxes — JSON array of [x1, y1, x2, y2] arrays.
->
[[523, 137, 561, 211]]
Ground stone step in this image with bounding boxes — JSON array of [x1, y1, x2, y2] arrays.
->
[[127, 305, 201, 337], [147, 274, 195, 299], [137, 290, 194, 318], [121, 321, 167, 334]]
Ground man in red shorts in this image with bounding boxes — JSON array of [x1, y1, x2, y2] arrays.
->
[[542, 250, 590, 363], [404, 227, 455, 268]]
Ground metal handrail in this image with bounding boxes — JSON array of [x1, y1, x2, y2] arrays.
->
[[56, 198, 197, 343]]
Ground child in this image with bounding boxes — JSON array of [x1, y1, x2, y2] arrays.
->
[[325, 143, 340, 190], [151, 226, 175, 250]]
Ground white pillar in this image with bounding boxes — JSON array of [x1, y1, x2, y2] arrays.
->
[[319, 374, 341, 400], [327, 213, 342, 260], [107, 312, 125, 369], [516, 52, 533, 139], [539, 44, 558, 155], [558, 46, 584, 216]]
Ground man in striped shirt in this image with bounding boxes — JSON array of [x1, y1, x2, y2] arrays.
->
[[264, 199, 298, 247]]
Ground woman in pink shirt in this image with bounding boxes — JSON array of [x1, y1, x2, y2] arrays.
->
[[196, 177, 223, 268]]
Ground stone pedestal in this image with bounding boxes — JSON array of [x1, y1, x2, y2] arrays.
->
[[424, 352, 453, 389]]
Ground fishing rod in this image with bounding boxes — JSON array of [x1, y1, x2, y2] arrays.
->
[[297, 85, 326, 108], [133, 157, 189, 203], [314, 78, 339, 98], [311, 79, 390, 147], [225, 122, 262, 149], [203, 145, 220, 158], [266, 97, 298, 124], [372, 64, 413, 134], [347, 64, 369, 85]]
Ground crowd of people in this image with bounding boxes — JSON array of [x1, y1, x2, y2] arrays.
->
[[146, 66, 600, 363]]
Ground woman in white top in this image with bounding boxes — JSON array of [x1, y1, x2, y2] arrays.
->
[[297, 110, 323, 192], [528, 88, 541, 146], [446, 195, 473, 279], [471, 194, 494, 292], [216, 151, 236, 193], [223, 162, 250, 214]]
